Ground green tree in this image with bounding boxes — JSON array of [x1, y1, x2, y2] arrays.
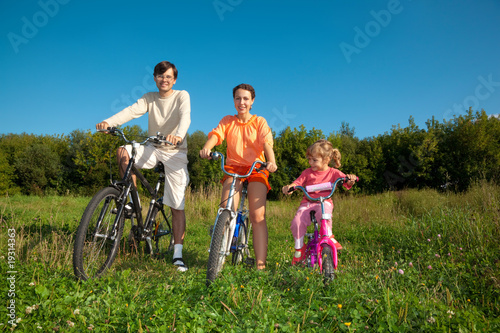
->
[[14, 144, 61, 195]]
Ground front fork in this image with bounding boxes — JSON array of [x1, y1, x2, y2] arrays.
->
[[309, 211, 338, 271], [210, 207, 237, 256]]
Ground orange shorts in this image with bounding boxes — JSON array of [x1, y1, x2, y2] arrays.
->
[[222, 164, 271, 192]]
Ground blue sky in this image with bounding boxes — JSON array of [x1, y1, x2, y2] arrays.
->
[[1, 0, 499, 140]]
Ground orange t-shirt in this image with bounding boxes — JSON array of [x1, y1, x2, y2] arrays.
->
[[209, 114, 273, 167]]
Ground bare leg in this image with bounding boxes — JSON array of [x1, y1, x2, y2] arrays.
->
[[247, 182, 268, 270], [220, 177, 241, 210], [171, 208, 185, 245], [117, 147, 136, 187]]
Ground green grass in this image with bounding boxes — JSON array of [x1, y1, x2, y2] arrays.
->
[[1, 182, 499, 332]]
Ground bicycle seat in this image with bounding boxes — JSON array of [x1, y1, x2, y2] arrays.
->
[[155, 162, 165, 173]]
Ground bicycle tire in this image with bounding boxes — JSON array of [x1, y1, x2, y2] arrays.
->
[[73, 187, 125, 281], [206, 210, 231, 286], [321, 244, 335, 281], [231, 217, 250, 265]]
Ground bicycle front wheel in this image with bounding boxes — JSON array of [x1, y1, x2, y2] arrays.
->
[[73, 187, 125, 281], [206, 210, 231, 286], [321, 244, 335, 281], [231, 217, 250, 265]]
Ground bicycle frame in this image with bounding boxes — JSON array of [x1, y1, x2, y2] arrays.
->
[[100, 128, 172, 248], [210, 152, 265, 258]]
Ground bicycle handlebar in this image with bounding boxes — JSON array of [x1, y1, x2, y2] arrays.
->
[[210, 152, 268, 178], [98, 127, 178, 146], [288, 176, 359, 201]]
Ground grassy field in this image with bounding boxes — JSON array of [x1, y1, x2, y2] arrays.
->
[[1, 182, 499, 332]]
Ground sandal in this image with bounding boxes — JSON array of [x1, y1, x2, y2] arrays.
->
[[172, 257, 188, 272]]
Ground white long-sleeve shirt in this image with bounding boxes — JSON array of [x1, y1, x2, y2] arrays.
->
[[104, 90, 191, 151]]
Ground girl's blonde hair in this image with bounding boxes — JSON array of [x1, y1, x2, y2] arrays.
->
[[306, 139, 341, 168]]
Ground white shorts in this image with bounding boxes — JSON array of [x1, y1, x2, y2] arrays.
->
[[124, 144, 189, 210]]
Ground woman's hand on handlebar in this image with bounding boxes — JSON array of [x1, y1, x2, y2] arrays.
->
[[266, 161, 277, 173]]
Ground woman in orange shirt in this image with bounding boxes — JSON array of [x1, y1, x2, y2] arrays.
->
[[200, 83, 278, 270]]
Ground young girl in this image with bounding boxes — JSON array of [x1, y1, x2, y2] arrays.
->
[[200, 83, 277, 270], [282, 139, 356, 265]]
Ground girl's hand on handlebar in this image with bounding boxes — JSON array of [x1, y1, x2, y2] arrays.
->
[[282, 184, 294, 195], [266, 161, 277, 173], [346, 174, 357, 186], [199, 148, 212, 159]]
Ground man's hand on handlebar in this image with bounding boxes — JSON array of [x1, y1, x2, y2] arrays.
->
[[96, 121, 110, 131], [165, 135, 182, 146]]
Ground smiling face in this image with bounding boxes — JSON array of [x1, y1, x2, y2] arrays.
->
[[233, 88, 255, 120], [154, 68, 177, 97], [308, 154, 330, 172]]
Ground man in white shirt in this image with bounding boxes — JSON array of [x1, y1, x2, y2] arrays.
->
[[96, 61, 191, 272]]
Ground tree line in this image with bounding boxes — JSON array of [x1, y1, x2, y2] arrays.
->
[[1, 109, 498, 198]]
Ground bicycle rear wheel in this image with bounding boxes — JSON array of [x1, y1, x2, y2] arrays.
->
[[231, 217, 251, 265], [321, 244, 335, 281], [206, 210, 231, 286], [150, 203, 174, 257], [73, 187, 125, 280]]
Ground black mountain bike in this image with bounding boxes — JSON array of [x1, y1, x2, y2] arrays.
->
[[73, 128, 174, 281]]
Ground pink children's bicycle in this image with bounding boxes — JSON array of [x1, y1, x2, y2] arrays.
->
[[288, 176, 358, 280]]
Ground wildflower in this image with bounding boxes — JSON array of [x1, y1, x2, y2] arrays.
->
[[375, 275, 379, 280], [448, 253, 451, 256], [67, 321, 75, 327], [338, 304, 342, 309], [467, 299, 470, 302], [240, 285, 244, 288], [398, 269, 404, 275], [26, 306, 33, 314], [345, 322, 351, 327], [435, 254, 440, 258], [428, 265, 432, 269], [438, 234, 441, 238], [88, 324, 94, 330], [29, 282, 35, 286], [409, 262, 413, 268], [74, 309, 80, 315], [427, 316, 436, 324], [395, 262, 398, 266], [427, 239, 431, 242], [16, 318, 22, 323]]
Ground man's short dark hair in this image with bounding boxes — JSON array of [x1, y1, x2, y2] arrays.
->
[[154, 61, 178, 79]]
